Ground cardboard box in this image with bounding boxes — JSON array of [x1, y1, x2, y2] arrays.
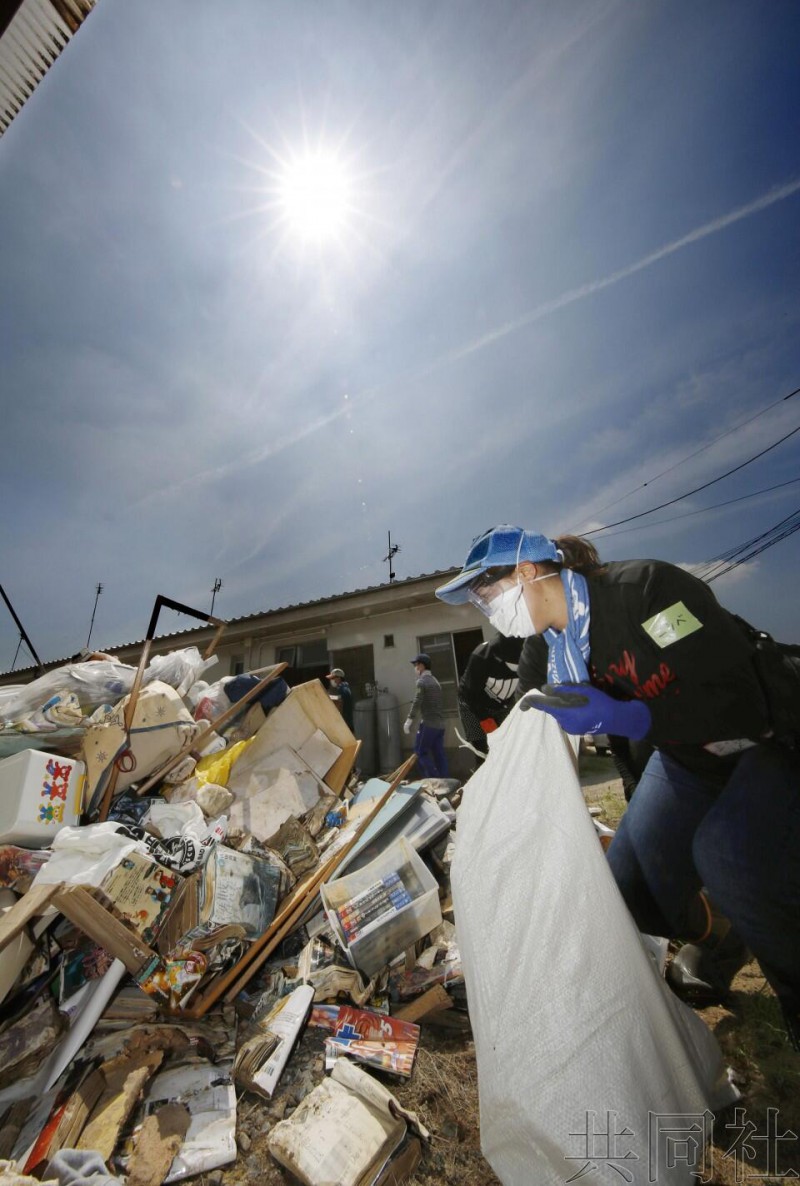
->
[[227, 679, 360, 799], [0, 749, 85, 847]]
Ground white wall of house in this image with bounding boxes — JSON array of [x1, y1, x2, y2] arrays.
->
[[254, 600, 486, 754], [328, 602, 485, 712]]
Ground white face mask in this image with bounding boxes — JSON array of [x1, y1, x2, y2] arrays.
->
[[487, 573, 558, 638]]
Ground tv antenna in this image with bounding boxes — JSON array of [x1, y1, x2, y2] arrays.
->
[[210, 577, 223, 615], [86, 582, 104, 648], [383, 532, 400, 582]]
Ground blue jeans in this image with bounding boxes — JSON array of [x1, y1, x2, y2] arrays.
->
[[607, 745, 800, 1001], [414, 724, 449, 779]]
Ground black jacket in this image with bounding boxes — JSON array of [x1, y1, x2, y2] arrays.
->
[[518, 559, 789, 778], [458, 636, 523, 723]]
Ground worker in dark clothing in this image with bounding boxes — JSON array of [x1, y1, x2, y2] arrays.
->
[[436, 523, 800, 1047], [326, 667, 354, 731], [404, 653, 449, 777], [458, 634, 523, 753]]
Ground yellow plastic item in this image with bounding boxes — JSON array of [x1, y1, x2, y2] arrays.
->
[[193, 737, 255, 788]]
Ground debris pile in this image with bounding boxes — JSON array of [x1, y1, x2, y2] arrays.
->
[[0, 639, 468, 1186]]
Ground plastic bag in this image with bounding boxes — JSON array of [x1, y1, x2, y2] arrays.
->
[[192, 678, 234, 722], [452, 705, 738, 1186], [143, 647, 219, 697], [0, 662, 136, 725]]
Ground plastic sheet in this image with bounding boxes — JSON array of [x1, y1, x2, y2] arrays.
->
[[452, 705, 738, 1186]]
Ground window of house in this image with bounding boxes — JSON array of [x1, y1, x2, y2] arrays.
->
[[417, 627, 484, 712], [274, 637, 329, 688], [383, 634, 394, 648], [230, 655, 245, 675]]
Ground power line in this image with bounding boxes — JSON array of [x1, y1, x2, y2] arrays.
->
[[706, 520, 800, 582], [694, 506, 800, 582], [704, 504, 800, 567], [591, 476, 800, 540], [584, 421, 800, 536], [574, 383, 800, 530]]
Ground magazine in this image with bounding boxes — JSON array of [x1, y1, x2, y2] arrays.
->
[[309, 1003, 420, 1078]]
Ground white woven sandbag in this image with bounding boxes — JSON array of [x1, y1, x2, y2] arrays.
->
[[452, 704, 737, 1186]]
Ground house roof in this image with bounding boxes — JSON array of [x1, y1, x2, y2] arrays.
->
[[1, 567, 461, 677], [1, 0, 97, 136]]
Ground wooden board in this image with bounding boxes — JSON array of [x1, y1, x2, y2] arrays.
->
[[0, 882, 58, 953], [53, 885, 158, 975]]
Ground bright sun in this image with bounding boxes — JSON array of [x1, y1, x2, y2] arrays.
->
[[277, 151, 353, 243]]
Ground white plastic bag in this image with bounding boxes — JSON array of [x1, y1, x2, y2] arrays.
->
[[143, 647, 219, 697], [0, 662, 135, 724], [452, 705, 737, 1186]]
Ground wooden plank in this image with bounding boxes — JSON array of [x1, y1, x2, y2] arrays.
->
[[0, 882, 58, 953], [394, 984, 453, 1024], [53, 886, 158, 975]]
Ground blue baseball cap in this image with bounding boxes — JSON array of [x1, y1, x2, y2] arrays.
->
[[435, 525, 560, 604]]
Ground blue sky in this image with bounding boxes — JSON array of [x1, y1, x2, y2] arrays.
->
[[1, 0, 799, 665]]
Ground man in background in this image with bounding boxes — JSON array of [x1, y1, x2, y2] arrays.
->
[[404, 653, 448, 778], [326, 667, 354, 730]]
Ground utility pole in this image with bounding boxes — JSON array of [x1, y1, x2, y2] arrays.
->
[[210, 578, 223, 615], [86, 582, 104, 648], [383, 532, 400, 582]]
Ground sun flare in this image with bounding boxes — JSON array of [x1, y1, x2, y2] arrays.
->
[[277, 151, 353, 242]]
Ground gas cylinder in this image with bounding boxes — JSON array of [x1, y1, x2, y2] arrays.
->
[[353, 696, 378, 776], [376, 689, 403, 773]]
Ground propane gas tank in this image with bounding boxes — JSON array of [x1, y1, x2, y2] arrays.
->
[[376, 689, 403, 773], [353, 696, 378, 776]]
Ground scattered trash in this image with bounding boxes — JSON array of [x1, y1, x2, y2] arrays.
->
[[0, 626, 465, 1186], [0, 617, 738, 1186]]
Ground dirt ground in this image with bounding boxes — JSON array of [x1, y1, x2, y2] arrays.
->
[[212, 755, 798, 1186]]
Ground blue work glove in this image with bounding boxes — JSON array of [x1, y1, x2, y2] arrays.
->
[[519, 683, 651, 740]]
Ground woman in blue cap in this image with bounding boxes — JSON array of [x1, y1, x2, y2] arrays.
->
[[436, 525, 800, 1047]]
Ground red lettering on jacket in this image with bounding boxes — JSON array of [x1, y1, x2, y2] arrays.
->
[[606, 650, 638, 684], [595, 652, 677, 701]]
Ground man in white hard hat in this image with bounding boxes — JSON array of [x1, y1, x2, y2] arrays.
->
[[326, 667, 354, 730]]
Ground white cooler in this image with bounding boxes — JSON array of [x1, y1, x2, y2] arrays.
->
[[0, 749, 85, 847]]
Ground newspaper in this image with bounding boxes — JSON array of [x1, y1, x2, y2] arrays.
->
[[142, 1060, 237, 1183], [234, 983, 314, 1098]]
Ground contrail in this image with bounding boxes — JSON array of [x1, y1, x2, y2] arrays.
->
[[440, 177, 800, 367], [136, 403, 350, 506]]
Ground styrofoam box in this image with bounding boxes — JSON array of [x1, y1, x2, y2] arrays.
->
[[321, 836, 442, 978], [0, 749, 85, 847]]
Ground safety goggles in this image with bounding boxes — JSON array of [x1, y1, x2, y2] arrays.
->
[[466, 566, 517, 615]]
